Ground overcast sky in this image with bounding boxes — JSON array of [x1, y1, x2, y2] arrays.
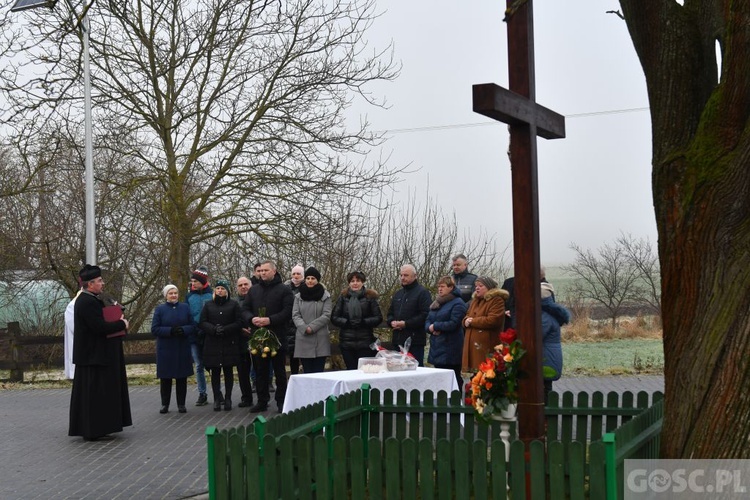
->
[[354, 0, 656, 265]]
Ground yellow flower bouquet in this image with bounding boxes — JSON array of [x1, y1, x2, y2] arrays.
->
[[248, 307, 280, 358]]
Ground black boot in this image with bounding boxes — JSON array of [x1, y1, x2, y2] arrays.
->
[[213, 399, 222, 411], [249, 402, 268, 413], [224, 398, 232, 411]]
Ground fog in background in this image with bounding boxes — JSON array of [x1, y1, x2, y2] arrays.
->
[[353, 0, 655, 265]]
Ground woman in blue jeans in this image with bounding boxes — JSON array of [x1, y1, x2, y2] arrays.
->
[[186, 267, 212, 405]]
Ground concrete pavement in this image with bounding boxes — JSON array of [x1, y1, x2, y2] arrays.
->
[[0, 374, 663, 499]]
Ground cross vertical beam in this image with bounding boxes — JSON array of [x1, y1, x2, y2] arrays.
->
[[472, 0, 565, 444], [508, 0, 544, 445]]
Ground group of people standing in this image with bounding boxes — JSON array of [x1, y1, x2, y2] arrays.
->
[[66, 254, 570, 441], [152, 262, 294, 414]]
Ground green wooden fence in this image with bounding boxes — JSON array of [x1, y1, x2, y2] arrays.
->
[[603, 397, 664, 499], [206, 387, 663, 499]]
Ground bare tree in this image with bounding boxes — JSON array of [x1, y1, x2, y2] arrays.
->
[[0, 0, 402, 288], [563, 241, 642, 329], [618, 233, 661, 316]]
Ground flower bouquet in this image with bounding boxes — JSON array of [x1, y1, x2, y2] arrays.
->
[[248, 308, 281, 358], [466, 328, 526, 422]]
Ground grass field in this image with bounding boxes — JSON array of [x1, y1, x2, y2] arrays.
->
[[2, 337, 664, 387], [543, 265, 578, 300], [562, 338, 663, 376]]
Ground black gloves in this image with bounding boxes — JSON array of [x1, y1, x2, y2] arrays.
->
[[170, 326, 184, 337], [215, 325, 225, 336]]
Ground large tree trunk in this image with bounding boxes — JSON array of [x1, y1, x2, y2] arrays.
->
[[619, 1, 750, 457], [164, 171, 197, 296]]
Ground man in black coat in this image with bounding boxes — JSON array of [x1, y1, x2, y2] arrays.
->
[[68, 264, 132, 441], [242, 260, 294, 413], [501, 266, 551, 330], [386, 264, 432, 366], [234, 276, 254, 408], [451, 253, 478, 303]]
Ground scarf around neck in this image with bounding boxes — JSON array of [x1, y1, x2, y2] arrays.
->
[[430, 292, 454, 310], [299, 283, 325, 302]]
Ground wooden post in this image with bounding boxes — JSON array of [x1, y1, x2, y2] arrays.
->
[[472, 0, 565, 444], [8, 322, 23, 382]]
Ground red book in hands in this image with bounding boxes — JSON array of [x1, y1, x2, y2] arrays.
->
[[103, 305, 127, 338]]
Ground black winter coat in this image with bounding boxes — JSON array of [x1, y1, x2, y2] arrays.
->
[[200, 296, 244, 368], [386, 280, 432, 347], [452, 270, 478, 303], [284, 281, 302, 352], [331, 288, 382, 351], [242, 273, 294, 352], [73, 291, 127, 366]]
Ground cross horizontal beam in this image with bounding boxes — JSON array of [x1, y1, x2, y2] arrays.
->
[[472, 83, 566, 140]]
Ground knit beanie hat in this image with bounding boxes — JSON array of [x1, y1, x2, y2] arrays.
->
[[291, 264, 305, 285], [305, 266, 321, 281], [214, 279, 231, 297], [476, 276, 498, 290], [191, 266, 209, 286], [162, 284, 178, 299]]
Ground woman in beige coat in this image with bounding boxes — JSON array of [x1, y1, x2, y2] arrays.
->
[[461, 276, 509, 371]]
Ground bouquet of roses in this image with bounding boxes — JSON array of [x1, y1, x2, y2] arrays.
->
[[248, 307, 281, 358], [466, 328, 526, 421]]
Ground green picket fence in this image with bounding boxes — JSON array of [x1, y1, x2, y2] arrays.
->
[[206, 387, 663, 499], [602, 397, 664, 499]]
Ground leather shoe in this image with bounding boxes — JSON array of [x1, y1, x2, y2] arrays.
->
[[238, 398, 253, 408], [178, 405, 187, 413], [84, 435, 114, 442], [249, 402, 268, 413], [160, 405, 169, 414], [223, 398, 232, 411], [213, 400, 222, 411], [195, 393, 208, 406]]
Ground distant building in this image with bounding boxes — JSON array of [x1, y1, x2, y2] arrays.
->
[[0, 272, 69, 334]]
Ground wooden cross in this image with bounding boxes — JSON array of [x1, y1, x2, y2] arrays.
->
[[472, 0, 565, 443]]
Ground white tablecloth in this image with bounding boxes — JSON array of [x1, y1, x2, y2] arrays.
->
[[282, 367, 458, 413]]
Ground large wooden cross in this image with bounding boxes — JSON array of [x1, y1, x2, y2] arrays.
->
[[472, 0, 565, 443]]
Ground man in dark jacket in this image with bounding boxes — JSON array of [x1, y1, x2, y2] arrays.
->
[[386, 264, 431, 366], [501, 266, 550, 330], [68, 264, 132, 441], [242, 260, 294, 413], [451, 253, 478, 303], [234, 276, 253, 408]]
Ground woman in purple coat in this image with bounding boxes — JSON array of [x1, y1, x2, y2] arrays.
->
[[151, 284, 196, 414]]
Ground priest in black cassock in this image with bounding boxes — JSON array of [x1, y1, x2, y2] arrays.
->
[[68, 265, 133, 441]]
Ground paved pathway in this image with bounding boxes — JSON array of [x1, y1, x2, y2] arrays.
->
[[0, 374, 663, 499]]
